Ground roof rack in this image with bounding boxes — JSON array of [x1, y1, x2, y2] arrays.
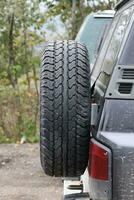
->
[[115, 0, 130, 10]]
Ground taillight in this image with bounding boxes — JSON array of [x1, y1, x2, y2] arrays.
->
[[88, 140, 109, 181]]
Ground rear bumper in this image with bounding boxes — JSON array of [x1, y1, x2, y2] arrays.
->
[[63, 193, 89, 200], [63, 179, 90, 200]]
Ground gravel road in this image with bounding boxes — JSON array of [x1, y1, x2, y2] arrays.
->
[[0, 144, 62, 200]]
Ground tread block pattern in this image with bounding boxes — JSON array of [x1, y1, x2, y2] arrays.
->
[[40, 41, 90, 177]]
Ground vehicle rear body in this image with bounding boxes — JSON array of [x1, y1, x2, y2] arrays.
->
[[86, 101, 134, 200], [64, 0, 134, 199], [83, 1, 134, 199]]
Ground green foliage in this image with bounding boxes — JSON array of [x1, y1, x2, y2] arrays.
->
[[0, 85, 39, 143], [0, 0, 42, 143], [0, 134, 16, 144], [12, 65, 22, 77]]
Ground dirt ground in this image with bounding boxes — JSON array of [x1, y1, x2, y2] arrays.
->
[[0, 144, 62, 200]]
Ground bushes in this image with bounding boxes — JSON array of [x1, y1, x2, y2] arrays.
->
[[0, 85, 39, 143]]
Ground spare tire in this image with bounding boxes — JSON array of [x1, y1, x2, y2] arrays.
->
[[40, 41, 91, 177]]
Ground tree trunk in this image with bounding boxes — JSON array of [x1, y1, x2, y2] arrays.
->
[[7, 13, 23, 139], [7, 13, 17, 88], [24, 28, 31, 90], [71, 0, 77, 39]]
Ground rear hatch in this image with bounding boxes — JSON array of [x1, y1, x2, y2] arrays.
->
[[98, 99, 134, 200], [99, 132, 134, 200]]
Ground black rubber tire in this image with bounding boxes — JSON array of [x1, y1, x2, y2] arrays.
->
[[40, 40, 91, 177]]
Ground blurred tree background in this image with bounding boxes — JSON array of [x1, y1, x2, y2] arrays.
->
[[0, 0, 119, 143]]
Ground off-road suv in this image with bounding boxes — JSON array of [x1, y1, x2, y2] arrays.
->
[[76, 10, 115, 66], [40, 0, 134, 199]]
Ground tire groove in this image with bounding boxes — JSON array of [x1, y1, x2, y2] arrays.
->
[[40, 40, 90, 177]]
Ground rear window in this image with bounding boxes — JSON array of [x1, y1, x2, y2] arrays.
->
[[119, 22, 134, 65], [76, 15, 112, 64], [101, 100, 134, 133]]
